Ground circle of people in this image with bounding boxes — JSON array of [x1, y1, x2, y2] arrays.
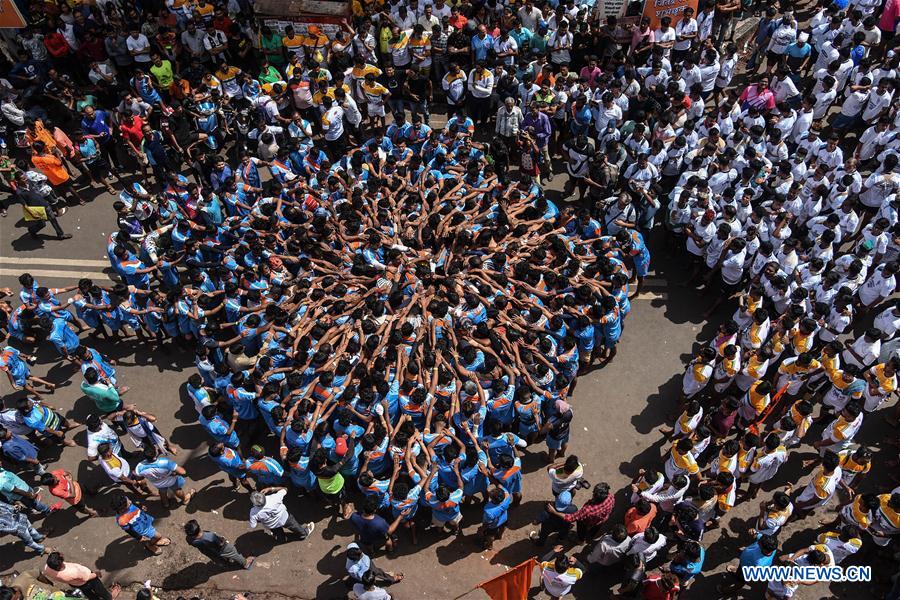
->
[[0, 0, 899, 599]]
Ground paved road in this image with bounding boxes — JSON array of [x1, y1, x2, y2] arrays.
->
[[0, 157, 889, 598]]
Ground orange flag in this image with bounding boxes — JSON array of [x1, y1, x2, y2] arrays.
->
[[477, 558, 538, 600]]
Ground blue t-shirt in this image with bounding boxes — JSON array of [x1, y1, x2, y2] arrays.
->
[[482, 489, 512, 528], [425, 488, 464, 522], [739, 536, 777, 569]]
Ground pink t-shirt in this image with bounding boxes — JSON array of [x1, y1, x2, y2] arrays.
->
[[631, 27, 655, 53], [880, 0, 900, 33], [43, 562, 94, 587]]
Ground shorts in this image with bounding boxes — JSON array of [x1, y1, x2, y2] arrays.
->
[[84, 157, 111, 179], [432, 512, 462, 528], [367, 103, 386, 117], [156, 475, 185, 496], [546, 431, 569, 450], [125, 524, 157, 540]]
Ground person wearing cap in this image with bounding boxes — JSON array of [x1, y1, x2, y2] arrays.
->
[[529, 489, 577, 546], [345, 542, 402, 586], [248, 486, 314, 543]]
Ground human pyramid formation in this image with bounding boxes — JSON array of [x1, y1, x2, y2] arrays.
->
[[0, 123, 645, 597]]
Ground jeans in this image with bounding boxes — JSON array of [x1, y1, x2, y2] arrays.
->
[[409, 99, 430, 124], [20, 495, 52, 514], [713, 18, 736, 44], [77, 578, 114, 600], [637, 202, 658, 231], [387, 98, 405, 118], [19, 522, 45, 553]]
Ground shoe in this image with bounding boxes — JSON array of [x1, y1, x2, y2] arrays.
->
[[57, 234, 73, 240], [303, 521, 316, 537]]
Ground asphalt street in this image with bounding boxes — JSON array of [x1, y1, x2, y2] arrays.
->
[[0, 151, 891, 599]]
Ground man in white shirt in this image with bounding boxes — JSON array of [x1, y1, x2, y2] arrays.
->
[[517, 0, 542, 31], [547, 21, 573, 66], [320, 96, 346, 157], [673, 8, 698, 61], [842, 328, 883, 369], [126, 28, 152, 64], [862, 79, 894, 122], [858, 262, 898, 309], [249, 488, 314, 542]]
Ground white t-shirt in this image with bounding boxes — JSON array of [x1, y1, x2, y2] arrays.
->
[[352, 584, 391, 600], [874, 306, 900, 339], [862, 89, 894, 121], [840, 89, 869, 117], [687, 218, 716, 256], [674, 18, 698, 51], [721, 248, 747, 285], [548, 31, 573, 64], [322, 106, 345, 141], [654, 27, 676, 57], [843, 336, 881, 369], [249, 489, 290, 529], [126, 34, 152, 63], [87, 423, 122, 459], [858, 265, 896, 306]]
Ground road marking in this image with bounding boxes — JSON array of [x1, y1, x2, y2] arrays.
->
[[0, 268, 112, 281], [0, 257, 109, 268], [633, 292, 667, 301]]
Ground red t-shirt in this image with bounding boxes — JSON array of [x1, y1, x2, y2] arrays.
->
[[641, 576, 680, 600], [43, 32, 71, 58], [119, 117, 145, 146]]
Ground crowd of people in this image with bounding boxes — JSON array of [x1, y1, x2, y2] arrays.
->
[[0, 0, 899, 598]]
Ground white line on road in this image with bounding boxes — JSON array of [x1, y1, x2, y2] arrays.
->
[[633, 292, 667, 301], [0, 257, 110, 267], [0, 268, 113, 280]]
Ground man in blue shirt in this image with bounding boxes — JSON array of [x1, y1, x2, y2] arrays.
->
[[80, 106, 118, 168], [345, 543, 402, 586], [480, 484, 512, 550], [717, 534, 778, 594], [471, 26, 495, 63], [199, 404, 240, 448], [669, 540, 705, 582], [135, 445, 193, 508], [0, 426, 44, 474], [45, 315, 81, 359]]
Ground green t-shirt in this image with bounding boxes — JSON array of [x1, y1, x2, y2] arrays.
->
[[81, 380, 121, 413], [261, 33, 284, 65], [318, 471, 344, 495], [258, 65, 283, 85], [150, 60, 174, 89], [75, 96, 96, 112]]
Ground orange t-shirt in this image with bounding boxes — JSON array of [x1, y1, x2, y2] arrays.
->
[[31, 154, 69, 186], [624, 504, 657, 535], [49, 468, 82, 505]]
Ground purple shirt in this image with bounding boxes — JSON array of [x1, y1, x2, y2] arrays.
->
[[522, 111, 551, 147]]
